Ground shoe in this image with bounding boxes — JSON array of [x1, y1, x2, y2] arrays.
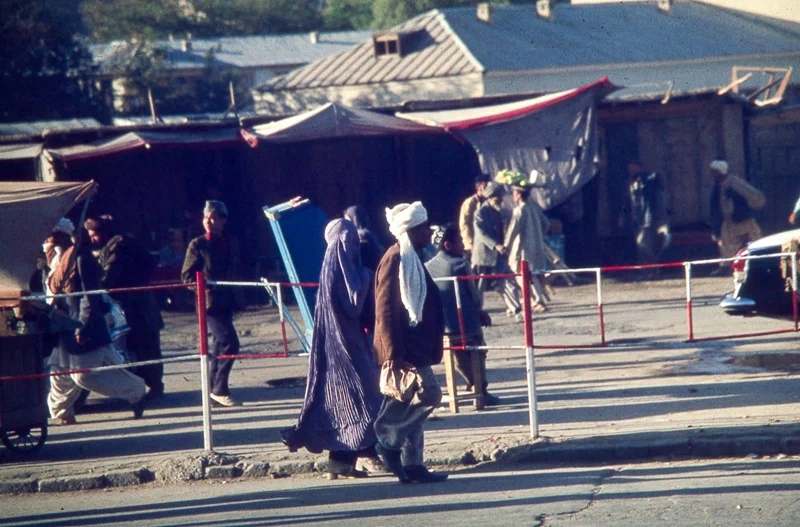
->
[[375, 443, 411, 483], [355, 456, 389, 474], [404, 465, 448, 483], [144, 389, 165, 402], [327, 459, 369, 480], [533, 304, 547, 314], [210, 394, 242, 407], [514, 312, 524, 323], [482, 392, 501, 406], [55, 415, 77, 425], [131, 397, 146, 419]]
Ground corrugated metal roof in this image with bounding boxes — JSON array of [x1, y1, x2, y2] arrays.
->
[[90, 30, 371, 74], [0, 119, 102, 137], [260, 1, 800, 93], [264, 10, 482, 91], [444, 2, 800, 71]]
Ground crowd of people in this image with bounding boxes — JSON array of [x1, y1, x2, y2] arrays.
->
[[38, 158, 776, 484]]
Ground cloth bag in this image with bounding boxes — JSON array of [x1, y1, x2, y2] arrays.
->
[[379, 360, 420, 402]]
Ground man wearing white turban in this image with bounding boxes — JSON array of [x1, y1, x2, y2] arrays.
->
[[709, 159, 765, 269], [372, 201, 448, 484]]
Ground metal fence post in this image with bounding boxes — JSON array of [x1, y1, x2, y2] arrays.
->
[[196, 271, 214, 452], [595, 268, 605, 347], [685, 263, 694, 342], [520, 260, 538, 439], [792, 253, 799, 332]]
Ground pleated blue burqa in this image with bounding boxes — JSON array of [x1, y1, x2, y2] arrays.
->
[[282, 219, 382, 454]]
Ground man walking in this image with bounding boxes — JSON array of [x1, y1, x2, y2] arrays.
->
[[473, 182, 522, 320], [709, 159, 765, 264], [46, 219, 146, 424], [181, 200, 243, 407], [84, 215, 165, 400], [458, 174, 490, 268], [373, 201, 448, 484], [620, 160, 670, 269]]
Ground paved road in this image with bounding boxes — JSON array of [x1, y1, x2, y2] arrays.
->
[[2, 275, 799, 492], [1, 457, 798, 526]]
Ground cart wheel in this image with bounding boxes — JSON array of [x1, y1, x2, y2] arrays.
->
[[0, 425, 47, 455]]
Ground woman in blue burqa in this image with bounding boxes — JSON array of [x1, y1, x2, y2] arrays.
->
[[280, 218, 385, 478]]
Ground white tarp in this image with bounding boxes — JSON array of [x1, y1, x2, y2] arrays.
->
[[0, 181, 97, 294], [397, 78, 617, 210]]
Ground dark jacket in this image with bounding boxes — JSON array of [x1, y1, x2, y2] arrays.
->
[[100, 234, 163, 331], [373, 244, 444, 368], [425, 251, 483, 336], [473, 202, 505, 268], [181, 233, 243, 315], [710, 182, 755, 239], [52, 246, 111, 355]]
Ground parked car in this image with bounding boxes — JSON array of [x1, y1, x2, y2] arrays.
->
[[719, 228, 800, 314]]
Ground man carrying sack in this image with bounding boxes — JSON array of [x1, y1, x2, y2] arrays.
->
[[373, 201, 448, 484], [709, 159, 766, 264]]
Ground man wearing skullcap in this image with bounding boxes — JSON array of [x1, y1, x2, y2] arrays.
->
[[709, 159, 765, 270], [372, 201, 448, 484], [181, 200, 244, 407], [85, 215, 165, 401]]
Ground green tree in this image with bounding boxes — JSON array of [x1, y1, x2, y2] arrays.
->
[[322, 0, 374, 30], [114, 44, 242, 116], [84, 0, 323, 40], [371, 0, 526, 30], [81, 0, 192, 41], [192, 0, 322, 36], [0, 0, 108, 122]]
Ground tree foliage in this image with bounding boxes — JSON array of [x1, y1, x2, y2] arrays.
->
[[83, 0, 322, 41], [0, 0, 107, 122], [113, 45, 244, 116], [322, 0, 374, 30]]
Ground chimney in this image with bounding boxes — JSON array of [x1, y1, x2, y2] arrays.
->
[[310, 31, 319, 44], [476, 3, 492, 24], [657, 0, 673, 15], [536, 0, 554, 21]]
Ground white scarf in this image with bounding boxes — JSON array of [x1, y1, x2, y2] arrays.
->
[[385, 202, 428, 327]]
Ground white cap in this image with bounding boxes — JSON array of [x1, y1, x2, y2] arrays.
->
[[710, 159, 729, 175], [53, 218, 75, 236]]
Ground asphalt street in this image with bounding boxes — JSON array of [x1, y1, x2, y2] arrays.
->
[[1, 457, 798, 526], [1, 275, 799, 495]]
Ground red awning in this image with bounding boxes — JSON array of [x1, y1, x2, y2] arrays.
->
[[396, 77, 617, 131]]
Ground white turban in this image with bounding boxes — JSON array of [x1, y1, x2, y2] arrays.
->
[[385, 202, 428, 326], [710, 160, 728, 175]]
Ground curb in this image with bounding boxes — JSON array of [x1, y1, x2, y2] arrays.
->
[[2, 432, 799, 494]]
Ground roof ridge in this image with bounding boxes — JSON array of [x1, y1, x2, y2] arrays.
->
[[434, 9, 484, 74]]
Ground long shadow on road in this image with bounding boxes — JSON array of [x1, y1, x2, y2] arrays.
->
[[3, 460, 800, 527]]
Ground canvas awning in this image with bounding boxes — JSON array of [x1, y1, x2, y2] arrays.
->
[[0, 143, 44, 161], [396, 77, 618, 210], [245, 103, 442, 145], [46, 128, 243, 163], [0, 181, 97, 294]]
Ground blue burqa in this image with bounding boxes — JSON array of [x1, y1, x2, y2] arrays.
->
[[282, 219, 382, 454]]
